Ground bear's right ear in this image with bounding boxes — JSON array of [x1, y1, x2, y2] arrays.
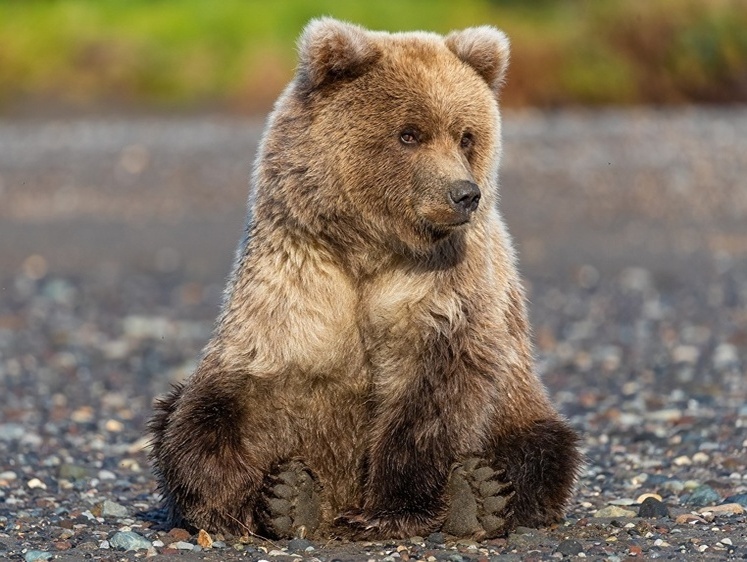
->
[[445, 26, 510, 94], [297, 18, 381, 91]]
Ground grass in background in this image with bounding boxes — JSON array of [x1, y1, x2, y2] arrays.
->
[[0, 0, 746, 114]]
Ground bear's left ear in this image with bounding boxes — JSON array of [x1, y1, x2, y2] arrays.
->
[[297, 18, 381, 91], [445, 26, 510, 93]]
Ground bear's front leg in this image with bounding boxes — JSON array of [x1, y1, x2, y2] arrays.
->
[[149, 369, 284, 536], [490, 418, 582, 529]]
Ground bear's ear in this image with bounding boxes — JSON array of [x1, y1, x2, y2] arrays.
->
[[297, 18, 380, 91], [445, 26, 510, 93]]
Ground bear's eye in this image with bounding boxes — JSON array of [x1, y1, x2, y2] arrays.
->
[[399, 129, 419, 146], [460, 132, 475, 150]]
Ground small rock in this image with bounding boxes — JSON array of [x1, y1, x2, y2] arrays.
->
[[27, 478, 46, 490], [58, 463, 88, 481], [105, 419, 124, 432], [692, 451, 709, 463], [685, 485, 721, 507], [0, 423, 25, 441], [672, 455, 692, 466], [0, 470, 17, 481], [594, 506, 637, 518], [725, 493, 747, 507], [288, 538, 312, 552], [713, 343, 739, 369], [661, 480, 684, 493], [555, 539, 584, 556], [426, 532, 446, 545], [97, 469, 116, 480], [698, 503, 744, 516], [638, 497, 670, 518], [172, 541, 194, 550], [213, 541, 226, 548], [24, 551, 53, 562], [635, 493, 661, 504], [674, 514, 706, 525], [609, 498, 637, 506], [167, 527, 191, 542], [110, 531, 152, 551], [197, 529, 213, 549], [94, 499, 128, 518]]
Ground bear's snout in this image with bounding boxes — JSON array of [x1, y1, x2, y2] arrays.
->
[[448, 180, 481, 216]]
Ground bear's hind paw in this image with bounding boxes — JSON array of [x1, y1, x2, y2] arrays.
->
[[442, 457, 515, 539], [257, 460, 322, 539]]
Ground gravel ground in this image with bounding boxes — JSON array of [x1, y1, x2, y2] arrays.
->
[[1, 108, 746, 560]]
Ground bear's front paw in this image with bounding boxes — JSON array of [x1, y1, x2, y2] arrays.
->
[[442, 457, 515, 539], [257, 460, 321, 539]]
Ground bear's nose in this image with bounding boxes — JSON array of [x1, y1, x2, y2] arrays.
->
[[448, 180, 481, 214]]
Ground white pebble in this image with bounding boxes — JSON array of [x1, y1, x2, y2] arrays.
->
[[172, 541, 194, 550], [692, 452, 709, 463], [673, 455, 692, 466], [721, 538, 733, 546], [98, 470, 116, 480], [0, 471, 17, 481], [27, 478, 46, 490]]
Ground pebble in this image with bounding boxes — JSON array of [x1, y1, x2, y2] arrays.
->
[[0, 423, 25, 441], [692, 451, 709, 463], [555, 539, 584, 556], [94, 499, 128, 518], [594, 506, 637, 518], [288, 538, 312, 552], [635, 493, 661, 503], [685, 485, 721, 507], [426, 532, 446, 545], [638, 497, 670, 518], [172, 541, 194, 550], [609, 498, 637, 506], [0, 470, 17, 481], [672, 455, 692, 466], [109, 531, 152, 551], [675, 514, 706, 525], [725, 493, 747, 507], [698, 503, 744, 516], [27, 478, 46, 490], [24, 552, 53, 562], [58, 463, 88, 481], [197, 529, 213, 548]]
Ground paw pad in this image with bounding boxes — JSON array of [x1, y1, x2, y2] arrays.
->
[[442, 457, 514, 539], [259, 460, 321, 538]]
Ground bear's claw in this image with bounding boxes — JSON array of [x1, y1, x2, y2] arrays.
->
[[258, 460, 322, 539], [442, 457, 515, 539]]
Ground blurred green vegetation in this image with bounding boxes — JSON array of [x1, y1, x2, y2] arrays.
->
[[1, 0, 746, 114]]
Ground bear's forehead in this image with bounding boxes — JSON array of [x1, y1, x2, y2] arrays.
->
[[359, 40, 496, 126]]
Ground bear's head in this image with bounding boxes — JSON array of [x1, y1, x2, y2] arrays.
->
[[257, 18, 510, 260]]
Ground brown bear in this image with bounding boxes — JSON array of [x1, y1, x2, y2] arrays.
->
[[149, 18, 581, 540]]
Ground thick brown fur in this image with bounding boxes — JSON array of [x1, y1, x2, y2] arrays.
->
[[149, 18, 581, 540]]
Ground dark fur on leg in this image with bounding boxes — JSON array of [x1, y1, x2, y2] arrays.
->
[[490, 418, 582, 529], [149, 378, 264, 535]]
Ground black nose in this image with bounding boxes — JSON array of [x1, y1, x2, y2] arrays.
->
[[448, 180, 481, 214]]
